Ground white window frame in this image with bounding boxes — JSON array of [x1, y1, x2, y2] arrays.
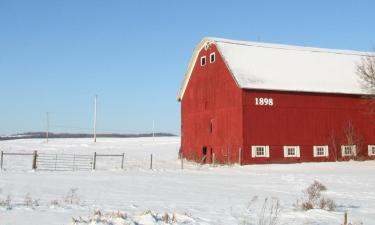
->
[[341, 145, 356, 157], [368, 145, 375, 156], [201, 56, 206, 66], [283, 146, 300, 158], [313, 145, 329, 157], [251, 146, 270, 158], [209, 52, 215, 63]]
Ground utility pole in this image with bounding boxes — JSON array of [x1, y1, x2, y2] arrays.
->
[[46, 112, 50, 143], [93, 95, 97, 143], [152, 120, 155, 142]]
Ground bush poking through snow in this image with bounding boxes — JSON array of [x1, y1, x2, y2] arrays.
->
[[319, 197, 336, 211], [24, 193, 40, 209], [161, 212, 177, 223], [235, 196, 281, 225], [296, 180, 336, 211], [0, 195, 12, 210], [69, 210, 195, 225], [49, 199, 60, 207], [258, 197, 280, 225], [64, 188, 81, 205]]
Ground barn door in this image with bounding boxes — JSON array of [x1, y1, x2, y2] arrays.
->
[[202, 146, 207, 163]]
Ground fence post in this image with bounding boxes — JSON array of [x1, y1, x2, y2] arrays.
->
[[344, 211, 348, 225], [121, 153, 125, 169], [238, 147, 242, 165], [180, 152, 183, 170], [32, 150, 38, 170], [0, 151, 3, 170], [93, 152, 97, 170], [150, 154, 153, 170]]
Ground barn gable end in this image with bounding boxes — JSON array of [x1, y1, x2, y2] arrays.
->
[[181, 42, 244, 163]]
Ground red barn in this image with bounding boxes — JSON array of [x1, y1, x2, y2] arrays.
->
[[177, 37, 375, 165]]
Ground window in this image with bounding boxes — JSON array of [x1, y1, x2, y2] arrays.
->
[[368, 145, 375, 156], [313, 146, 329, 157], [341, 145, 356, 157], [283, 146, 300, 157], [251, 146, 270, 158], [201, 56, 206, 66], [210, 52, 215, 63]]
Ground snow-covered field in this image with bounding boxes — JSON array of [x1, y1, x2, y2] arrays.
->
[[0, 137, 374, 225]]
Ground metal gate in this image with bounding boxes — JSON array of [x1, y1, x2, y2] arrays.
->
[[36, 153, 93, 171]]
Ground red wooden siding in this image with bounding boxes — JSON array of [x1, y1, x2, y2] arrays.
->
[[180, 43, 375, 164], [181, 44, 243, 164], [242, 90, 375, 164]]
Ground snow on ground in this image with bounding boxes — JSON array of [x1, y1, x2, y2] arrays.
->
[[0, 137, 374, 225]]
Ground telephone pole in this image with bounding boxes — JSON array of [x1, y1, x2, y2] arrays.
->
[[46, 112, 50, 143], [152, 120, 155, 142], [93, 95, 97, 143]]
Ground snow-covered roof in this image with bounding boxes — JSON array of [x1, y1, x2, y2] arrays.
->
[[177, 37, 374, 101]]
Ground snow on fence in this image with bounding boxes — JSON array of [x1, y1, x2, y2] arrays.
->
[[0, 151, 126, 171]]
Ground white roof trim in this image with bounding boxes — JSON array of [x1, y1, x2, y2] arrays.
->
[[177, 37, 374, 101], [177, 39, 208, 101]]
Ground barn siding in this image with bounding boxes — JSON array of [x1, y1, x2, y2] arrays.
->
[[181, 44, 243, 164], [242, 89, 375, 164]]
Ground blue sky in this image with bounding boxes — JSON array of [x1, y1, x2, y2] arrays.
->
[[0, 0, 374, 135]]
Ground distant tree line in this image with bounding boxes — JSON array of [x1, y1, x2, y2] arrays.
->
[[0, 132, 176, 141]]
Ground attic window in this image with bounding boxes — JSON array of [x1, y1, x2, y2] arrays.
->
[[210, 53, 215, 63], [201, 56, 206, 66]]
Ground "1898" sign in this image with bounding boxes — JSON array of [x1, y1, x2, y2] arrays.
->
[[255, 97, 274, 106]]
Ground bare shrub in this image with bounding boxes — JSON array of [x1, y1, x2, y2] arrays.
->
[[258, 197, 280, 225], [161, 212, 177, 223], [301, 201, 314, 211], [24, 193, 40, 208], [296, 180, 336, 211], [70, 210, 187, 225], [235, 196, 281, 225], [319, 197, 336, 211], [64, 188, 81, 205], [0, 195, 12, 210], [343, 121, 364, 159]]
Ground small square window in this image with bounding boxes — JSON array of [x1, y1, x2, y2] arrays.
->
[[341, 145, 356, 156], [251, 146, 269, 158], [313, 146, 328, 157], [283, 146, 300, 157], [368, 145, 375, 156], [210, 53, 215, 63], [201, 56, 206, 66]]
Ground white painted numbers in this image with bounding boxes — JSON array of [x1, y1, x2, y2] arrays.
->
[[255, 97, 274, 106]]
